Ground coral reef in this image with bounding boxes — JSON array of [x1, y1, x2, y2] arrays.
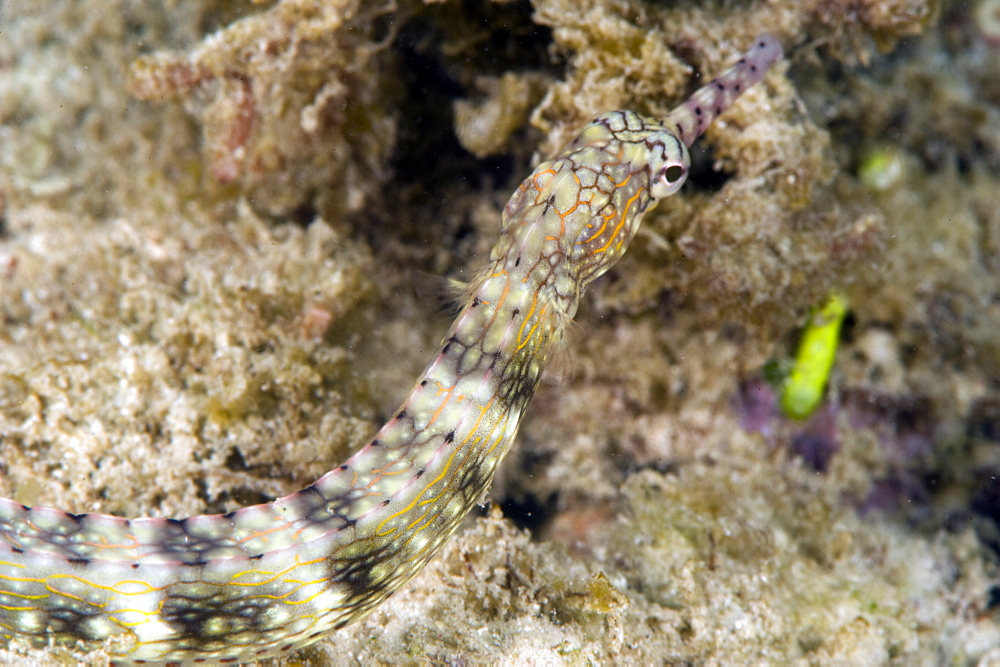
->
[[128, 0, 400, 221], [1, 0, 998, 663]]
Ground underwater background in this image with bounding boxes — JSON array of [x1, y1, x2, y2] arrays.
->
[[1, 0, 999, 662]]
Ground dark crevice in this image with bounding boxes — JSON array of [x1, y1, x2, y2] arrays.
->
[[683, 142, 732, 194], [498, 491, 556, 535]]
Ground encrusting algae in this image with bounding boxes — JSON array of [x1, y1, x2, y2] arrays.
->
[[1, 0, 999, 663]]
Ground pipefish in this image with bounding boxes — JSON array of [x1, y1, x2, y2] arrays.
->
[[0, 34, 783, 662]]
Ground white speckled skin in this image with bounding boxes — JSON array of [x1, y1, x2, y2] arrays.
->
[[0, 35, 782, 662]]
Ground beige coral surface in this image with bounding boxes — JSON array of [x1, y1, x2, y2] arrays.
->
[[1, 0, 999, 663]]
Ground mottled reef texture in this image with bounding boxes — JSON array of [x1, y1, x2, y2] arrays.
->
[[2, 0, 999, 663]]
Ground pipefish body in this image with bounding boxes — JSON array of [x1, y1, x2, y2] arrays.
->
[[0, 35, 783, 662]]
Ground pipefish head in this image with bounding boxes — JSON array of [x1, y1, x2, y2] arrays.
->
[[568, 110, 691, 201], [559, 110, 690, 286]]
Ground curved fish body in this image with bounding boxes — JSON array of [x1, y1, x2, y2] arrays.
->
[[0, 35, 782, 662]]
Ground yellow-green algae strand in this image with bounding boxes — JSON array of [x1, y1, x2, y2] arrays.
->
[[779, 292, 849, 420]]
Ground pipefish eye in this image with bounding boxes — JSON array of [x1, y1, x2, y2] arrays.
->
[[663, 163, 686, 183], [652, 160, 688, 198]]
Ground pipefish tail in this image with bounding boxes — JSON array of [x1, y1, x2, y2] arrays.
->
[[0, 35, 783, 662]]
